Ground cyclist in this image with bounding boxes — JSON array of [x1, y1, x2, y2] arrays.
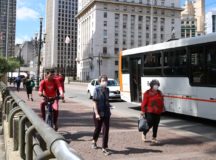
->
[[38, 70, 64, 131]]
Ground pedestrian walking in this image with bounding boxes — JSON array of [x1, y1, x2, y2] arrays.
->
[[55, 72, 65, 103], [25, 76, 35, 101], [91, 75, 111, 156], [15, 76, 22, 91], [140, 79, 164, 144]]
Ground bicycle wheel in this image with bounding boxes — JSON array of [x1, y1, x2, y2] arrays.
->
[[46, 114, 53, 128]]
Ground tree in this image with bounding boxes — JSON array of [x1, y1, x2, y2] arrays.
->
[[7, 57, 20, 72], [0, 56, 9, 73], [0, 56, 21, 74]]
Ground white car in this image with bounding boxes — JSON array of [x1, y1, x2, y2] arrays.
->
[[87, 78, 121, 99]]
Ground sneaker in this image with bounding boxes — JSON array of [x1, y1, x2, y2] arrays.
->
[[142, 134, 147, 142], [91, 142, 97, 149], [102, 148, 110, 156], [151, 138, 158, 144]]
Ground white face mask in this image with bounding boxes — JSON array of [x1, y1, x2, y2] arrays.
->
[[153, 85, 159, 90], [101, 81, 107, 87]]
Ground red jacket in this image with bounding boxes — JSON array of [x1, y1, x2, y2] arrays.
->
[[39, 79, 63, 97], [141, 89, 164, 115]]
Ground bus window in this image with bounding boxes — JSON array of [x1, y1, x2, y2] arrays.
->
[[206, 45, 216, 85], [163, 49, 187, 76], [143, 52, 162, 76], [189, 46, 206, 85], [122, 57, 129, 73]]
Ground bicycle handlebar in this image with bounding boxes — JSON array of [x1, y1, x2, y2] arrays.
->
[[41, 95, 62, 101]]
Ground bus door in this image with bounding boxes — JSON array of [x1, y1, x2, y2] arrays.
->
[[130, 58, 142, 102]]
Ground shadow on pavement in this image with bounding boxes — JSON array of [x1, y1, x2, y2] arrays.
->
[[59, 131, 92, 143], [109, 147, 162, 155]]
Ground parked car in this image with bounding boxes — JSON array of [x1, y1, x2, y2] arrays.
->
[[87, 78, 121, 99]]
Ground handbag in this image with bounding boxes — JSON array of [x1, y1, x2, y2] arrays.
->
[[138, 116, 149, 132]]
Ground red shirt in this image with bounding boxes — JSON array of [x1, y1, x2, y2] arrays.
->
[[39, 79, 63, 97], [141, 89, 164, 115]]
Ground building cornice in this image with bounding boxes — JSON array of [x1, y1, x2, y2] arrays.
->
[[76, 0, 183, 19]]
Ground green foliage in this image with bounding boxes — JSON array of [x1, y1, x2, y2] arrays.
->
[[0, 56, 21, 73], [7, 57, 21, 72], [0, 56, 9, 73]]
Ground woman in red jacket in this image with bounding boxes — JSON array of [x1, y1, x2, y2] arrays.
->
[[141, 79, 164, 143]]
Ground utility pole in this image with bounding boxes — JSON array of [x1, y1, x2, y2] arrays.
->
[[35, 17, 43, 90]]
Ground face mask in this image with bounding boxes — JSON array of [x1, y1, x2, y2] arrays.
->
[[101, 81, 107, 87], [153, 85, 159, 90]]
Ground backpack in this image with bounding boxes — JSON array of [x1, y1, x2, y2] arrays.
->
[[30, 81, 35, 88]]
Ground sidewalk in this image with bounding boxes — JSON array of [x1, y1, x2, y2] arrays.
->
[[13, 88, 216, 160]]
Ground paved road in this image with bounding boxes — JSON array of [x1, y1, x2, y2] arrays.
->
[[9, 82, 216, 160]]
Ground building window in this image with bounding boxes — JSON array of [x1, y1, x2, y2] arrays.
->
[[103, 38, 107, 44], [104, 30, 107, 36], [104, 12, 107, 18], [114, 48, 119, 54], [171, 19, 175, 24], [123, 40, 126, 45], [104, 21, 107, 27], [171, 3, 174, 7], [161, 0, 165, 6], [104, 4, 107, 9], [103, 47, 107, 54], [115, 60, 118, 65], [139, 16, 143, 22]]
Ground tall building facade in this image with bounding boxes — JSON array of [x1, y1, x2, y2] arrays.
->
[[77, 0, 182, 81], [0, 0, 16, 57], [206, 11, 216, 34], [45, 0, 78, 77], [181, 0, 205, 38]]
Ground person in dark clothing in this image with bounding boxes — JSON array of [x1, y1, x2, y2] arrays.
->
[[141, 79, 164, 144], [25, 76, 35, 101], [15, 76, 22, 91], [91, 75, 111, 156]]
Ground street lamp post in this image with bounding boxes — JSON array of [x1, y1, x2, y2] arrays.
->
[[64, 36, 70, 77], [35, 17, 43, 90], [97, 53, 102, 77]]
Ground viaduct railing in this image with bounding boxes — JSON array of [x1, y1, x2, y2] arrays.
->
[[0, 81, 84, 160]]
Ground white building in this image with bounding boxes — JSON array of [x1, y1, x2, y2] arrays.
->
[[45, 0, 77, 77], [76, 0, 182, 81], [206, 11, 216, 34]]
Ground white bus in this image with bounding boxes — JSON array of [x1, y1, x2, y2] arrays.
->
[[119, 33, 216, 120]]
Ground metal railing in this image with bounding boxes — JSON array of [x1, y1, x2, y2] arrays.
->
[[0, 81, 84, 160]]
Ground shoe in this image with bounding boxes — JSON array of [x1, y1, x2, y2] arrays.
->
[[54, 124, 58, 131], [142, 134, 147, 142], [151, 138, 158, 144], [31, 98, 33, 101], [102, 148, 110, 156], [62, 99, 65, 103], [91, 142, 97, 149]]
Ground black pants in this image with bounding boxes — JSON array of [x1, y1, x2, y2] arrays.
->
[[93, 114, 110, 148], [143, 113, 161, 138]]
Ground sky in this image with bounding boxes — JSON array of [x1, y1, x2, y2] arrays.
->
[[15, 0, 216, 44]]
